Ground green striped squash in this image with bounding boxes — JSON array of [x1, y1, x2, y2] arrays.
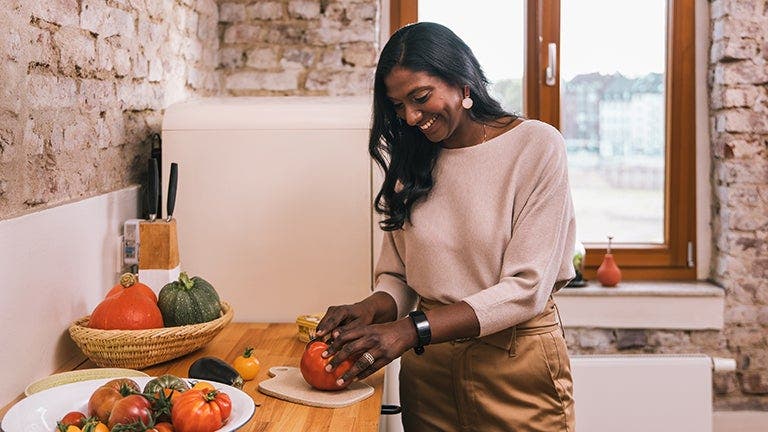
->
[[157, 272, 222, 326]]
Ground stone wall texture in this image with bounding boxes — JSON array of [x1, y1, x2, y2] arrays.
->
[[0, 0, 766, 412], [217, 0, 378, 96], [0, 0, 220, 219]]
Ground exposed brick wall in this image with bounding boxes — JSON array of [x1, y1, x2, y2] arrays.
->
[[217, 0, 378, 96], [0, 0, 378, 221], [709, 0, 768, 409], [0, 0, 220, 219]]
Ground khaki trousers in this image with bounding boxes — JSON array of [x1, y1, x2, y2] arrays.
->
[[399, 297, 575, 432]]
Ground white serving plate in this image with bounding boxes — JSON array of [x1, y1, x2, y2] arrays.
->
[[2, 377, 255, 432]]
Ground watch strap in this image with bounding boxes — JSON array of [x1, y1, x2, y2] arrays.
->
[[408, 310, 432, 355]]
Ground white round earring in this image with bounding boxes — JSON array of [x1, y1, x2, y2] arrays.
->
[[462, 85, 474, 109]]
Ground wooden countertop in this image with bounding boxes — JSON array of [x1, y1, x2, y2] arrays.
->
[[1, 323, 384, 432]]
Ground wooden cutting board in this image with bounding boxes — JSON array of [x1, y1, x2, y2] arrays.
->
[[257, 366, 374, 408]]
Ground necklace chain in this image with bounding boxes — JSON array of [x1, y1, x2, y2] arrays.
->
[[480, 123, 487, 144]]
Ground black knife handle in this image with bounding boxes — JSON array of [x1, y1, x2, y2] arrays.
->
[[148, 158, 159, 220], [167, 162, 178, 220]]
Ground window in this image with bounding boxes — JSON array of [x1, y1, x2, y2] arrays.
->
[[389, 0, 696, 279]]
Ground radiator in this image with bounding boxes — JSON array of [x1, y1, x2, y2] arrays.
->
[[380, 354, 735, 432], [571, 354, 733, 432]]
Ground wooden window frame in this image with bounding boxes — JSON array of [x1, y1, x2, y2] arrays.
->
[[389, 0, 418, 31], [389, 0, 696, 280]]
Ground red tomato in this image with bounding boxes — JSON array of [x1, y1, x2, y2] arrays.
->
[[107, 394, 153, 429], [59, 411, 86, 428], [299, 340, 355, 391], [171, 389, 232, 432]]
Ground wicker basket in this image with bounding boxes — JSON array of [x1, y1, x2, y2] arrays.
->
[[68, 302, 233, 369]]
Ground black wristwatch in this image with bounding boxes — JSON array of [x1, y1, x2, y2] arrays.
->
[[408, 310, 432, 355]]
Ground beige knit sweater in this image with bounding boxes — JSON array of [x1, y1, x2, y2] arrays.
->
[[373, 120, 576, 337]]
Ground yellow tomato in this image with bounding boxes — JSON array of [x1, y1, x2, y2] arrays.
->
[[91, 423, 109, 432], [154, 421, 175, 432], [233, 347, 261, 380], [190, 381, 216, 393]]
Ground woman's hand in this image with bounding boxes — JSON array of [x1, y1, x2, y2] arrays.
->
[[323, 318, 417, 385], [321, 300, 481, 385], [317, 296, 481, 386], [315, 292, 398, 340], [314, 302, 375, 341]]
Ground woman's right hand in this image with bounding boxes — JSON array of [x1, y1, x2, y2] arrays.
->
[[315, 302, 374, 341], [315, 292, 397, 340]]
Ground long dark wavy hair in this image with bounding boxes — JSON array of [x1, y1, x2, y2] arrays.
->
[[370, 22, 515, 231]]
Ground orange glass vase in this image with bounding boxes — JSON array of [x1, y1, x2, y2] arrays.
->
[[596, 236, 622, 287]]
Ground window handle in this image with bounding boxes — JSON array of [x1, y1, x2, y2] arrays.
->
[[545, 42, 557, 86]]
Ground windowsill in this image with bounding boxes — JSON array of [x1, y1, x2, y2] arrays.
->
[[553, 280, 725, 330]]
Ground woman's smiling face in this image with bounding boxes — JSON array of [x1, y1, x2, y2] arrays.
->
[[384, 66, 470, 147]]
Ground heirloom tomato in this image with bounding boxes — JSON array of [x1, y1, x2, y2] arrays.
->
[[143, 374, 189, 395], [88, 379, 139, 423], [299, 340, 355, 391], [144, 374, 189, 420], [103, 378, 141, 392], [107, 394, 153, 429], [171, 389, 232, 432]]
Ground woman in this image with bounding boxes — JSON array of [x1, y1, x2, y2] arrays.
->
[[315, 22, 576, 431]]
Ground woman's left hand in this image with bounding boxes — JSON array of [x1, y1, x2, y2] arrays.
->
[[323, 318, 416, 384]]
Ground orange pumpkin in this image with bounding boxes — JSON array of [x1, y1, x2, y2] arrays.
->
[[105, 273, 157, 302], [89, 274, 164, 330]]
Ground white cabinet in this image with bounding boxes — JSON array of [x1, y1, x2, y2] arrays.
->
[[161, 97, 373, 322]]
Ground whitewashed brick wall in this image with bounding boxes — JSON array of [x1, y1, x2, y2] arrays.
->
[[218, 0, 378, 96], [708, 0, 768, 407], [0, 0, 219, 219]]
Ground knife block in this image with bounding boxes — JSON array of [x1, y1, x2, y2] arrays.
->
[[138, 219, 181, 293]]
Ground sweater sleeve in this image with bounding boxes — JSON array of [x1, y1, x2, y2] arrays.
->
[[373, 230, 419, 318], [462, 128, 576, 336]]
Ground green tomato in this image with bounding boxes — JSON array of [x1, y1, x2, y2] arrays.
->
[[143, 374, 190, 395]]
